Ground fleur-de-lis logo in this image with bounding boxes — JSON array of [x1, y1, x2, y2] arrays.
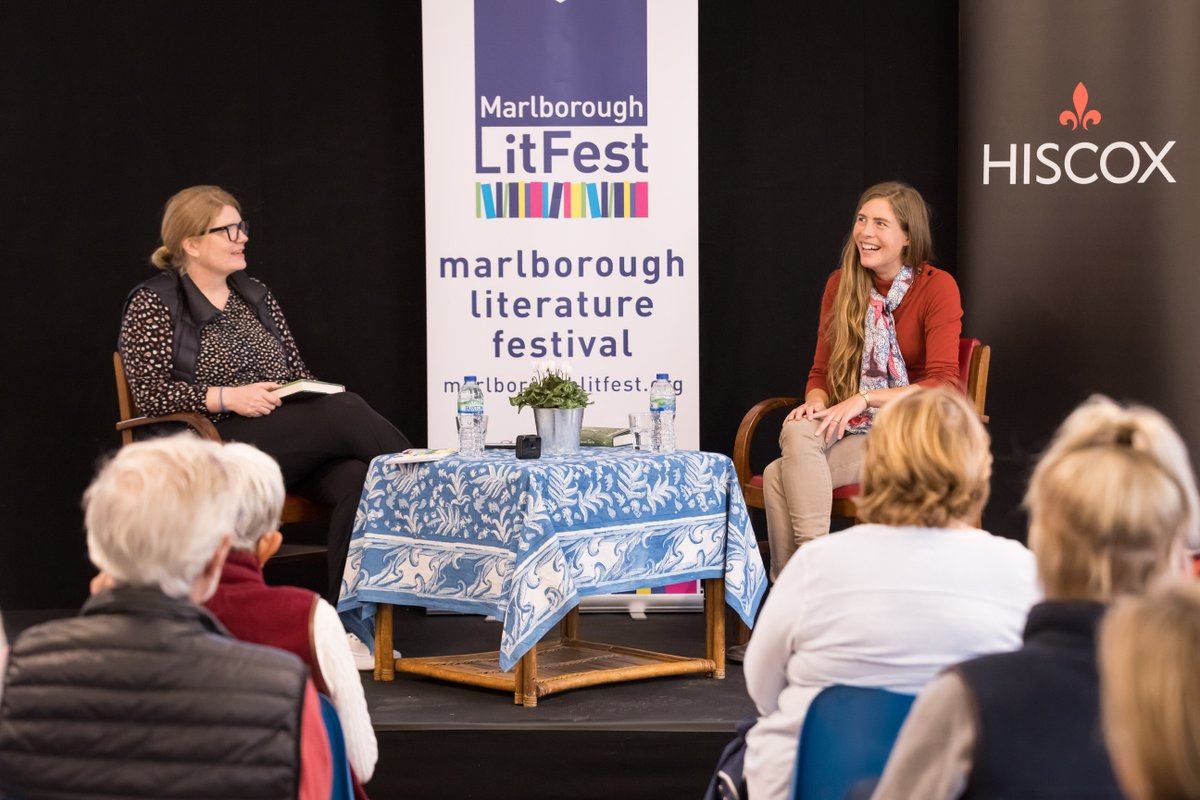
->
[[1059, 82, 1102, 131]]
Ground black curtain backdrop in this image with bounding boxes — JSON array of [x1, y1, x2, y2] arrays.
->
[[0, 1, 958, 609]]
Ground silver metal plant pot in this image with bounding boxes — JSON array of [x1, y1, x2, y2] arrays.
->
[[533, 407, 585, 454]]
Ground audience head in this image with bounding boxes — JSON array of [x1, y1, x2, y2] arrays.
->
[[856, 386, 991, 529], [1025, 396, 1198, 601], [84, 435, 237, 601], [151, 185, 241, 273], [220, 442, 286, 560], [1101, 582, 1200, 800]]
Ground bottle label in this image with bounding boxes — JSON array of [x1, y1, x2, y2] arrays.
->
[[650, 398, 676, 412]]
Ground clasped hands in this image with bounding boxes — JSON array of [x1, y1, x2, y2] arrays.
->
[[785, 394, 869, 444]]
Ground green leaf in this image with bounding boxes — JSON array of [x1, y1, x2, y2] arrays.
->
[[508, 368, 591, 411]]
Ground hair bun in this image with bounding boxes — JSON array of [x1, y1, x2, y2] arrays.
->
[[1114, 424, 1138, 447], [150, 245, 174, 270]]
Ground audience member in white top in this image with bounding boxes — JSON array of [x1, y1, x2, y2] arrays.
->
[[742, 387, 1039, 800], [204, 443, 378, 784]]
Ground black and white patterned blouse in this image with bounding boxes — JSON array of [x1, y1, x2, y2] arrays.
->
[[120, 280, 314, 421]]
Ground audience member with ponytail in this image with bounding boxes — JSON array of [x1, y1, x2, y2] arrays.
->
[[872, 395, 1199, 800]]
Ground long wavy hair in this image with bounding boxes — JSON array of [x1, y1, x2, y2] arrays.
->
[[824, 182, 933, 403]]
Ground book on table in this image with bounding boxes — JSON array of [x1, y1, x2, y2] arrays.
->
[[270, 379, 346, 400], [580, 426, 634, 447], [384, 448, 457, 464]]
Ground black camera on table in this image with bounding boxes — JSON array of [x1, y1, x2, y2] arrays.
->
[[515, 434, 541, 459]]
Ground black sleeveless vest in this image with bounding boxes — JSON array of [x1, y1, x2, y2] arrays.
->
[[955, 601, 1124, 800], [122, 269, 284, 383], [0, 587, 310, 800]]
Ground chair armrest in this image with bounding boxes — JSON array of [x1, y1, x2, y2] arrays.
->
[[733, 396, 802, 489], [116, 412, 222, 442]]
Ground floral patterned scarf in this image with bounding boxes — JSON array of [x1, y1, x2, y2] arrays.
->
[[844, 264, 913, 435]]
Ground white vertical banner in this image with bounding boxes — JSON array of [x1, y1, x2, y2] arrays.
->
[[422, 0, 699, 448]]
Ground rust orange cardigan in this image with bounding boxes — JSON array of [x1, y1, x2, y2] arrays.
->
[[805, 264, 963, 399]]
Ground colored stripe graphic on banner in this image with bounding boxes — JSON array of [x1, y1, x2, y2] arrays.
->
[[475, 182, 650, 219], [571, 183, 584, 218], [529, 182, 543, 218], [586, 183, 600, 218], [634, 182, 648, 217]]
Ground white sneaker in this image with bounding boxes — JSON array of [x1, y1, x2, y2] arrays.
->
[[346, 632, 401, 671]]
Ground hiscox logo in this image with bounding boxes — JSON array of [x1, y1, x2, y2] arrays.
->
[[983, 82, 1176, 185]]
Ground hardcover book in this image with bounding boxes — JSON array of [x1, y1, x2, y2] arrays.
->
[[270, 379, 346, 400], [580, 426, 634, 447], [384, 448, 457, 464]]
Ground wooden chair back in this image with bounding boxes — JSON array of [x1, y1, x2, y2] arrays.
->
[[733, 337, 993, 513], [111, 351, 329, 556]]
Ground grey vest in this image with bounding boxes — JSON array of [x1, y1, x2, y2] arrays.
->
[[122, 270, 284, 383], [0, 587, 310, 800]]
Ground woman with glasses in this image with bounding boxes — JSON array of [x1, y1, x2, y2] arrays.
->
[[119, 185, 411, 608]]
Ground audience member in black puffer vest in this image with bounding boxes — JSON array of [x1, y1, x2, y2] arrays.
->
[[872, 395, 1199, 800], [0, 435, 333, 800]]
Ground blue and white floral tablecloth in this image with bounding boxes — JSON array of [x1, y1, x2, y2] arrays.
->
[[337, 448, 767, 671]]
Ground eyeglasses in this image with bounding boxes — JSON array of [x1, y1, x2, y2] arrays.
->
[[204, 220, 250, 242]]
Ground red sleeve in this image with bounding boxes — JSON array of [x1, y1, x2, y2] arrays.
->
[[298, 679, 333, 800], [804, 271, 841, 397], [913, 268, 963, 389]]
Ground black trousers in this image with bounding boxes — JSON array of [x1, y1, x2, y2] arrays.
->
[[217, 392, 411, 601]]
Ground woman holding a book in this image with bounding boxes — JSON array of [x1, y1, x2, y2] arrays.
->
[[119, 185, 410, 603], [761, 181, 963, 580]]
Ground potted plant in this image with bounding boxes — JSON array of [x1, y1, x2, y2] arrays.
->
[[509, 361, 590, 454]]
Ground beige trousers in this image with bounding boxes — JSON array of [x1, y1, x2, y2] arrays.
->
[[763, 418, 867, 580]]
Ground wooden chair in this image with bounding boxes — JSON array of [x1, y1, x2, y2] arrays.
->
[[113, 352, 330, 564], [733, 337, 991, 524]]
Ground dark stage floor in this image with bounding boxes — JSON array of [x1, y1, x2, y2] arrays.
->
[[5, 606, 752, 799]]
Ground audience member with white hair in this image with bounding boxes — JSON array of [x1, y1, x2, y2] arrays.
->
[[0, 435, 332, 800], [205, 442, 378, 788], [872, 395, 1199, 800]]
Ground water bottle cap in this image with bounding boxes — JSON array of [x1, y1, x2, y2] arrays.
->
[[656, 373, 669, 380], [464, 375, 477, 382]]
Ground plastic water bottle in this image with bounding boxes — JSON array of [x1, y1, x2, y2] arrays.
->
[[457, 376, 485, 455], [649, 373, 677, 453]]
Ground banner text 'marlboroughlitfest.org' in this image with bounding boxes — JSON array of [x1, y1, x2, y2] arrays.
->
[[442, 375, 685, 398]]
